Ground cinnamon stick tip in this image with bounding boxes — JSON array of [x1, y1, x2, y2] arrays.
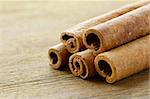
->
[[94, 54, 116, 83], [69, 54, 89, 78], [83, 29, 103, 53], [48, 48, 61, 69], [61, 32, 80, 53], [69, 54, 80, 76]]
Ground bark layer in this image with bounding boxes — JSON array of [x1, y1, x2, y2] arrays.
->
[[94, 35, 150, 83], [69, 49, 96, 79], [48, 43, 70, 69], [83, 4, 150, 55], [61, 0, 150, 53]]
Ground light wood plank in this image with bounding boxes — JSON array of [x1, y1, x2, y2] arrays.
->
[[0, 1, 149, 99]]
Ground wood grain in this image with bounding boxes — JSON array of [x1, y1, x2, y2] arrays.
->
[[0, 1, 149, 99]]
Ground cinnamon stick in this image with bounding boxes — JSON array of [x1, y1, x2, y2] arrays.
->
[[94, 35, 150, 83], [60, 0, 150, 53], [69, 49, 96, 79], [83, 4, 150, 55], [48, 43, 70, 69]]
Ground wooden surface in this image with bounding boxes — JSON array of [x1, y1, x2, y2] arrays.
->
[[0, 1, 149, 99]]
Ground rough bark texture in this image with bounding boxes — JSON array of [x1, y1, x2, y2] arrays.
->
[[60, 0, 150, 53], [69, 49, 97, 79], [83, 4, 150, 55], [48, 43, 70, 69], [94, 35, 150, 83]]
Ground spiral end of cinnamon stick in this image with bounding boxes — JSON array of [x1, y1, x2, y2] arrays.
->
[[48, 43, 70, 69], [69, 50, 96, 79], [83, 29, 103, 54], [48, 49, 62, 69], [94, 55, 116, 83], [61, 32, 80, 53], [69, 55, 87, 77]]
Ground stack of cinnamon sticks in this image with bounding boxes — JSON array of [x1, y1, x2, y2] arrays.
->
[[48, 0, 150, 83]]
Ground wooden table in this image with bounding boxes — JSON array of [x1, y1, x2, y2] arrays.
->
[[0, 0, 149, 98]]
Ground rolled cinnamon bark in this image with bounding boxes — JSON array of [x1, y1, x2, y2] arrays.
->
[[48, 43, 70, 69], [94, 35, 150, 83], [60, 0, 150, 53], [83, 4, 150, 55], [69, 49, 96, 79]]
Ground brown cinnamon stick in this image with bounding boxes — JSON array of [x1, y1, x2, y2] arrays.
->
[[60, 0, 150, 53], [83, 4, 150, 55], [48, 43, 70, 69], [94, 35, 150, 83], [69, 49, 96, 79]]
